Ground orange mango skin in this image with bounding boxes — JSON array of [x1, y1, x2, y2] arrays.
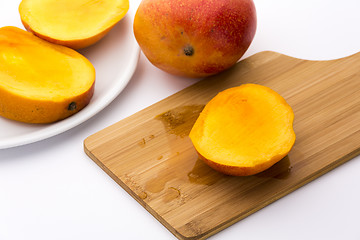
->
[[189, 84, 296, 176], [197, 150, 288, 176], [0, 26, 95, 124], [133, 0, 257, 78]]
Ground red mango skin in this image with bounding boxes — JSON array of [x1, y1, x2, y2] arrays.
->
[[133, 0, 257, 78]]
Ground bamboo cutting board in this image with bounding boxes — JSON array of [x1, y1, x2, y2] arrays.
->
[[84, 51, 360, 240]]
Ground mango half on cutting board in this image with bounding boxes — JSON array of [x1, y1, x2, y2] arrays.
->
[[19, 0, 129, 49], [189, 84, 296, 176], [0, 26, 95, 123]]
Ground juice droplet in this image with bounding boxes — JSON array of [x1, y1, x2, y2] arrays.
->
[[138, 138, 146, 147], [163, 187, 181, 203], [138, 191, 148, 200], [138, 134, 156, 148]]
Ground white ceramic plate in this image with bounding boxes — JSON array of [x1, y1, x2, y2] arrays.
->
[[0, 0, 140, 149]]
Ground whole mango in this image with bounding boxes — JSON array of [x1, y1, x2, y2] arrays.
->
[[133, 0, 256, 78]]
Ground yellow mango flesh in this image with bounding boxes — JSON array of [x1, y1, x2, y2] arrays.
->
[[189, 84, 295, 176], [0, 26, 95, 123], [19, 0, 129, 49]]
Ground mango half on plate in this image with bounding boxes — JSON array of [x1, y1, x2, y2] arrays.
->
[[0, 26, 95, 123], [19, 0, 129, 49], [189, 84, 296, 176]]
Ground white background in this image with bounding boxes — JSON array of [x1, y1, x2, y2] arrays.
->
[[1, 0, 360, 239]]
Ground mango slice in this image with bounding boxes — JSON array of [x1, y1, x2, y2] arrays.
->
[[0, 26, 95, 123], [19, 0, 129, 49], [189, 84, 295, 176]]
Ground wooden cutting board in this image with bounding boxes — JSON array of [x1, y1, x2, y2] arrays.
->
[[84, 51, 360, 240]]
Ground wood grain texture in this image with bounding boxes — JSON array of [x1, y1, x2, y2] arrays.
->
[[84, 51, 360, 240]]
